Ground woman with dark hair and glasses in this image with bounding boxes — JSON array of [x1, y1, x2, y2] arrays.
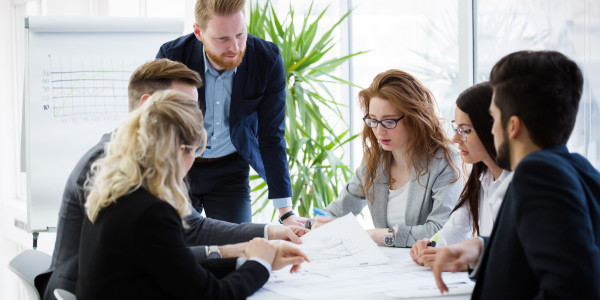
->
[[308, 69, 462, 248], [410, 82, 513, 266]]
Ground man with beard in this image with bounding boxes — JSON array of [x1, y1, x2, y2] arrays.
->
[[429, 51, 600, 299], [157, 0, 305, 226]]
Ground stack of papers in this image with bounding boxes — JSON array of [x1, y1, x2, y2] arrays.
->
[[262, 214, 474, 299]]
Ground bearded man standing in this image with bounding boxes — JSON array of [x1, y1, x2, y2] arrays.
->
[[157, 0, 305, 226]]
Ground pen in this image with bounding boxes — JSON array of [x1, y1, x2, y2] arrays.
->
[[313, 207, 331, 217], [429, 233, 439, 247]]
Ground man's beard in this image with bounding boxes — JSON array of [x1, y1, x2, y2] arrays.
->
[[495, 130, 512, 171], [205, 46, 246, 70]]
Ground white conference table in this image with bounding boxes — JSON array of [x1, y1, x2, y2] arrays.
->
[[248, 247, 472, 300]]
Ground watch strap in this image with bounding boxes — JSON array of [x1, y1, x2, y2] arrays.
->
[[278, 211, 295, 224]]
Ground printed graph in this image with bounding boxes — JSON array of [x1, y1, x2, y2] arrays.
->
[[302, 239, 354, 261], [43, 56, 136, 119]]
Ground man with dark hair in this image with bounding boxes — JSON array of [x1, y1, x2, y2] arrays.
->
[[431, 51, 600, 299], [157, 0, 306, 225], [35, 59, 307, 300]]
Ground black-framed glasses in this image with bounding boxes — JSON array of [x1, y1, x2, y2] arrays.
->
[[451, 121, 472, 142], [363, 115, 405, 129]]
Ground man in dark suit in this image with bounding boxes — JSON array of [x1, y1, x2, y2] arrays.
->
[[156, 0, 306, 225], [431, 51, 600, 299], [36, 59, 307, 300]]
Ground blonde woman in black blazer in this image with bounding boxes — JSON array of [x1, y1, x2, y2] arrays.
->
[[77, 90, 307, 300]]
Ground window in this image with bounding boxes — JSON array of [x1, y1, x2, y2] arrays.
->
[[477, 0, 600, 168]]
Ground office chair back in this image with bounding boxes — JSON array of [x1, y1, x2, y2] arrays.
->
[[8, 249, 52, 300]]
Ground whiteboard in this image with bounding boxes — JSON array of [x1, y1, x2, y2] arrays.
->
[[23, 16, 184, 231]]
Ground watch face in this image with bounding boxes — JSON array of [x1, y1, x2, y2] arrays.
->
[[384, 235, 394, 246], [207, 252, 221, 259]]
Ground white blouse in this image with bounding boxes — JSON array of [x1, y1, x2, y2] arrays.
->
[[386, 182, 409, 226], [435, 169, 514, 247]]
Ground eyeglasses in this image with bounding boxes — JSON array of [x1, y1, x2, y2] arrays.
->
[[451, 121, 472, 142], [363, 115, 405, 129]]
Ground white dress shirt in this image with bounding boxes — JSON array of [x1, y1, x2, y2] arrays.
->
[[435, 169, 513, 247]]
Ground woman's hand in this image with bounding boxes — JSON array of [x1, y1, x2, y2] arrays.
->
[[311, 216, 336, 229], [245, 238, 277, 264], [410, 238, 431, 264], [271, 242, 310, 273]]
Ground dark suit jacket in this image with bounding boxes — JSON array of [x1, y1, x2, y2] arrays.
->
[[37, 134, 265, 299], [76, 188, 269, 300], [156, 33, 292, 199], [472, 145, 600, 299]]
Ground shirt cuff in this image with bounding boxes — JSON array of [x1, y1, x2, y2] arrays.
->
[[271, 197, 292, 209], [264, 224, 269, 240], [236, 257, 272, 273], [468, 237, 486, 278]]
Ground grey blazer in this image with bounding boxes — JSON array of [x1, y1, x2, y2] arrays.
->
[[325, 149, 461, 247]]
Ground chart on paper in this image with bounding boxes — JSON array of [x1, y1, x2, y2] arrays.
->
[[41, 55, 135, 122]]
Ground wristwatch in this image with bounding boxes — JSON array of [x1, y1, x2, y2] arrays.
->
[[206, 245, 222, 259], [384, 228, 395, 247]]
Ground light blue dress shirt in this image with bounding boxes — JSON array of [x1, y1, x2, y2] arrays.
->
[[200, 50, 237, 158], [201, 49, 291, 209]]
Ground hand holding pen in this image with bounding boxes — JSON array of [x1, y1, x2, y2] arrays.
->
[[311, 208, 336, 230], [410, 233, 439, 266]]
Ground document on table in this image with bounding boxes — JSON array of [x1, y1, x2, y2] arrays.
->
[[296, 213, 389, 271], [262, 214, 474, 299]]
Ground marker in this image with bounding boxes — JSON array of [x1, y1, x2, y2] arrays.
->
[[313, 207, 331, 217], [429, 233, 439, 247], [422, 234, 439, 266]]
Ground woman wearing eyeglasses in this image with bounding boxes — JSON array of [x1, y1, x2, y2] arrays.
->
[[409, 82, 513, 266], [309, 69, 462, 248], [77, 90, 308, 300]]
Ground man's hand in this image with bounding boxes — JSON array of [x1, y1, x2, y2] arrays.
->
[[278, 207, 307, 226], [311, 216, 336, 229], [431, 238, 482, 293], [218, 243, 248, 258], [268, 225, 309, 244], [271, 242, 310, 273], [410, 238, 431, 265]]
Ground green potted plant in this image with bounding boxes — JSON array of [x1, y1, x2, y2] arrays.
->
[[248, 1, 365, 218]]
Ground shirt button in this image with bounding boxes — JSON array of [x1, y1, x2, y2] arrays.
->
[[216, 101, 221, 105], [216, 122, 220, 125], [212, 136, 217, 140]]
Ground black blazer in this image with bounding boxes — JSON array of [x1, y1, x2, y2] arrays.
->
[[37, 134, 266, 299], [472, 145, 600, 299], [76, 188, 269, 300], [157, 33, 292, 199]]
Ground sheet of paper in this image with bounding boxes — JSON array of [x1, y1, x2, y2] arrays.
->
[[262, 218, 474, 299], [296, 213, 389, 271]]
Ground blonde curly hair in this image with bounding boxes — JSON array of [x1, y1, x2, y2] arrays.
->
[[85, 89, 206, 222]]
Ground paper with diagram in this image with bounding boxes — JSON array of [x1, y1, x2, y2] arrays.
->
[[296, 213, 389, 271], [262, 214, 474, 299]]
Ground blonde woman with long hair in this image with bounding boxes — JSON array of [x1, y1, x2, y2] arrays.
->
[[311, 69, 461, 248], [77, 90, 308, 299]]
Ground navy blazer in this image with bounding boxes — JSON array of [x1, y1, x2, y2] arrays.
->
[[472, 145, 600, 299], [157, 33, 292, 199], [77, 188, 269, 300]]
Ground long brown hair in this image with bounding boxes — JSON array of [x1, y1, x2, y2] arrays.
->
[[451, 82, 495, 236], [358, 69, 458, 202]]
